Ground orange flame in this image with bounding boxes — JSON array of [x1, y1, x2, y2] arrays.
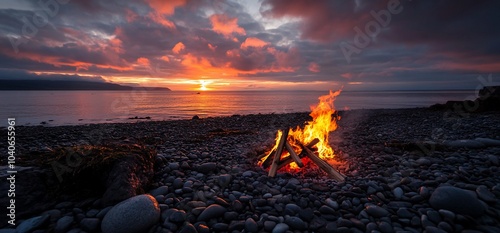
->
[[258, 90, 341, 171]]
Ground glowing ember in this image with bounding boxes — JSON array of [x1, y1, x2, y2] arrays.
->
[[258, 90, 342, 171]]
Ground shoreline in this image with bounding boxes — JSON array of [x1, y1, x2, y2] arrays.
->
[[1, 108, 499, 232], [1, 107, 437, 128]]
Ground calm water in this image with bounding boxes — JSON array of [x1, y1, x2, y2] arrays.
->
[[0, 90, 476, 126]]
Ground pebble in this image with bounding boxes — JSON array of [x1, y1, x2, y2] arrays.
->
[[150, 186, 169, 196], [416, 158, 431, 166], [179, 223, 197, 233], [325, 198, 339, 209], [476, 185, 496, 202], [284, 203, 301, 215], [101, 194, 160, 233], [319, 205, 336, 214], [365, 205, 389, 218], [272, 223, 289, 233], [397, 208, 413, 219], [196, 162, 217, 174], [242, 171, 253, 177], [285, 216, 306, 230], [16, 215, 49, 233], [197, 204, 226, 221], [79, 218, 100, 232], [212, 223, 228, 231], [429, 186, 486, 216], [245, 218, 258, 233], [393, 187, 404, 199], [55, 216, 74, 233], [169, 209, 187, 222], [378, 221, 394, 233], [264, 221, 276, 231], [218, 174, 232, 187], [438, 209, 455, 220]]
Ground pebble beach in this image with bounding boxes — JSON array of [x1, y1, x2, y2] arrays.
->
[[1, 108, 500, 233]]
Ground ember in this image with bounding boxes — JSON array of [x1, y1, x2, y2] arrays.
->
[[258, 90, 345, 181]]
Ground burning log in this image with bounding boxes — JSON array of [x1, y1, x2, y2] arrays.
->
[[285, 142, 303, 167], [277, 138, 319, 170], [261, 149, 275, 169], [300, 143, 346, 182], [268, 129, 289, 177]]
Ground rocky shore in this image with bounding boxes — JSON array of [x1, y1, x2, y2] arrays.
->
[[1, 108, 500, 233]]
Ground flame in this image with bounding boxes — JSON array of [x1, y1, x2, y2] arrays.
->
[[258, 90, 341, 171]]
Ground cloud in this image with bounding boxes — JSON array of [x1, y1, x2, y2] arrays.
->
[[241, 37, 268, 49], [0, 0, 498, 90], [136, 57, 150, 66], [172, 42, 186, 54], [209, 14, 246, 38], [308, 62, 320, 72], [0, 68, 106, 82]]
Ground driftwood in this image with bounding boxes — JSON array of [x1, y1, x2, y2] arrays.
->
[[261, 149, 275, 169], [262, 133, 345, 181], [268, 129, 289, 177], [277, 138, 319, 169], [285, 142, 303, 167], [301, 143, 345, 182]]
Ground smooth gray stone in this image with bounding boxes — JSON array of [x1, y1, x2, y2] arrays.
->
[[476, 185, 497, 202], [17, 215, 49, 233], [429, 186, 486, 216], [101, 194, 160, 233], [150, 186, 169, 196], [197, 204, 226, 221], [272, 223, 289, 233], [245, 218, 258, 233], [365, 205, 389, 217], [54, 216, 74, 233]]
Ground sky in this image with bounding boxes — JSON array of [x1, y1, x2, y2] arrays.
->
[[0, 0, 499, 91]]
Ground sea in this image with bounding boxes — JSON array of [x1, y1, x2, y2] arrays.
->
[[0, 90, 477, 126]]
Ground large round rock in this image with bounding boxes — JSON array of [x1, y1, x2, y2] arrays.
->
[[429, 186, 486, 216], [102, 194, 160, 233]]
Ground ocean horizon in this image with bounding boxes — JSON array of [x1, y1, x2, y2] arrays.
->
[[0, 90, 477, 126]]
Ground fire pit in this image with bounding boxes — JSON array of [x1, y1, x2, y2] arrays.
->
[[258, 90, 346, 181]]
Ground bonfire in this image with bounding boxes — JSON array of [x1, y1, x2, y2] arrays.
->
[[258, 90, 345, 181]]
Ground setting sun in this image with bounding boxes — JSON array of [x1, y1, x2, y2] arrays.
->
[[199, 80, 212, 91]]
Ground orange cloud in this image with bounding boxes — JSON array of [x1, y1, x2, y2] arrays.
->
[[208, 43, 217, 52], [161, 56, 170, 62], [209, 14, 246, 37], [308, 62, 320, 72], [137, 57, 150, 66], [341, 73, 353, 79], [241, 37, 268, 49], [147, 0, 186, 15], [172, 42, 185, 54], [146, 0, 185, 28], [148, 13, 176, 28]]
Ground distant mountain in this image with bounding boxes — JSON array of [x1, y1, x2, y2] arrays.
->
[[0, 80, 171, 91]]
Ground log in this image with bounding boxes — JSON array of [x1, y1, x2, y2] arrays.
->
[[277, 138, 320, 169], [302, 145, 345, 182], [268, 129, 289, 177], [285, 142, 303, 167], [261, 149, 275, 169]]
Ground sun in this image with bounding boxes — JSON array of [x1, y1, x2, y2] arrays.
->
[[199, 80, 212, 91]]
